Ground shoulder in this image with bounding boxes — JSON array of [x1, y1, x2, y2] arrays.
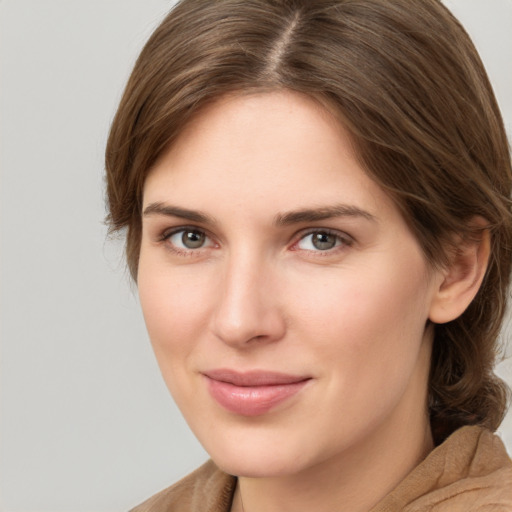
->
[[372, 426, 512, 512], [130, 460, 236, 512], [433, 427, 512, 511]]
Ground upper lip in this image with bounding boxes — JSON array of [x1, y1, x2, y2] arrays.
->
[[203, 369, 311, 387]]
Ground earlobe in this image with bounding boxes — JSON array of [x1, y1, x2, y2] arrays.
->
[[428, 222, 490, 324]]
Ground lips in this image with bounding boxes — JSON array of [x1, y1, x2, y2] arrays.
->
[[203, 369, 311, 416]]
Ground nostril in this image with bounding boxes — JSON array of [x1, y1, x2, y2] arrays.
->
[[211, 260, 286, 347], [211, 306, 286, 348]]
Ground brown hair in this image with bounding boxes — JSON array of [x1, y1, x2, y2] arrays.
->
[[105, 0, 512, 442]]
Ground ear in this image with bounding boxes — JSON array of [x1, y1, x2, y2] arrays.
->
[[429, 219, 490, 324]]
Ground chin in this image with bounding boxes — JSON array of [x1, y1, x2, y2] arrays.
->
[[196, 425, 316, 478], [212, 451, 304, 478]]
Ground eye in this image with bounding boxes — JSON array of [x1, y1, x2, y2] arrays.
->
[[165, 228, 214, 251], [295, 230, 350, 251]]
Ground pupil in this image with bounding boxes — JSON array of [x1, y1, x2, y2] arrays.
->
[[182, 230, 205, 249], [312, 232, 336, 250]]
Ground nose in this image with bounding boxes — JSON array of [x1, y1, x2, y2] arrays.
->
[[211, 251, 286, 348]]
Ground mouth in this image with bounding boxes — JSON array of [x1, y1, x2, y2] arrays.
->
[[202, 369, 311, 416]]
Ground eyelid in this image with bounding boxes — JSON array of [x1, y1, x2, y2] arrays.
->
[[290, 228, 354, 252], [160, 224, 209, 241], [159, 225, 218, 253], [155, 224, 353, 256]]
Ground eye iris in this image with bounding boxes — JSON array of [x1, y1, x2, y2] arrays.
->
[[312, 232, 337, 250], [182, 230, 205, 249]]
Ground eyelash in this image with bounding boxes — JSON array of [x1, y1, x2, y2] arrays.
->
[[158, 226, 353, 257], [159, 226, 217, 257], [291, 229, 354, 254]]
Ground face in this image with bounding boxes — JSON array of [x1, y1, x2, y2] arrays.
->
[[138, 91, 442, 478]]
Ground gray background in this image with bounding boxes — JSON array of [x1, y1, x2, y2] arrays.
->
[[1, 1, 511, 510]]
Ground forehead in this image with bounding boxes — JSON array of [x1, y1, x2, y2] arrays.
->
[[143, 90, 398, 225], [152, 90, 353, 170]]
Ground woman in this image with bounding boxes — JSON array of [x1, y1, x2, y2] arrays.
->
[[105, 0, 512, 510]]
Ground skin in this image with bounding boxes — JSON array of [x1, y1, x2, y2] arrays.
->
[[138, 90, 455, 512]]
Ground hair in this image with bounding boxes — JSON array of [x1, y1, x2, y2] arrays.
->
[[105, 0, 512, 443]]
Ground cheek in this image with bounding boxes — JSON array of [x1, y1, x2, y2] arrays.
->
[[137, 260, 219, 415], [291, 258, 433, 430], [289, 253, 432, 375], [137, 256, 212, 360]]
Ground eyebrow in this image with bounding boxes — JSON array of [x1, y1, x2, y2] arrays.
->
[[143, 202, 377, 226], [143, 202, 217, 225], [274, 204, 377, 226]]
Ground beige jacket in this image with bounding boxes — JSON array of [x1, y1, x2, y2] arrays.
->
[[131, 426, 512, 512]]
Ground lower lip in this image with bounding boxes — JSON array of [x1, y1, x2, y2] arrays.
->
[[205, 377, 309, 416]]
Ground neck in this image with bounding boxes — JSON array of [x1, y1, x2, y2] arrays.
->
[[233, 413, 432, 512]]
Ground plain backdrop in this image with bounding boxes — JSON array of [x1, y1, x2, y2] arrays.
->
[[1, 1, 511, 510]]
